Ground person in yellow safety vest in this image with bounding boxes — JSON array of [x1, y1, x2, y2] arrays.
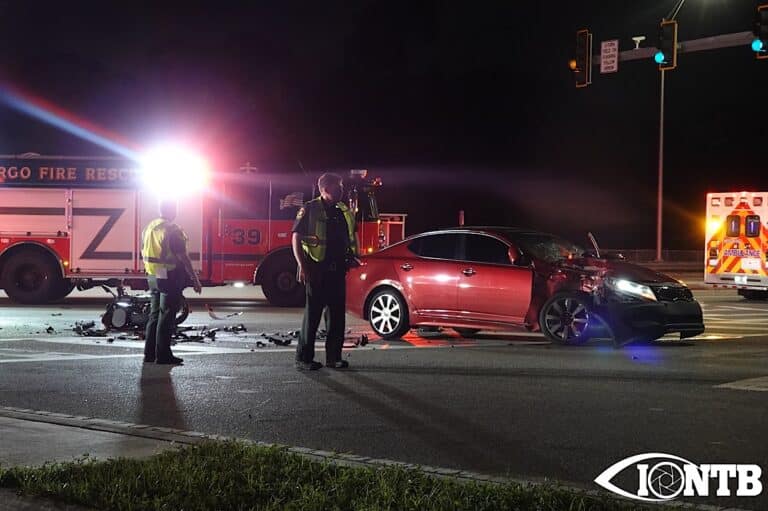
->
[[141, 199, 202, 365], [291, 172, 359, 370]]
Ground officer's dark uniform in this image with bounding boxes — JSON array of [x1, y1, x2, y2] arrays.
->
[[143, 222, 188, 364], [292, 199, 353, 366]]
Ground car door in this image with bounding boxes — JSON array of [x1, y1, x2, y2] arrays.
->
[[396, 233, 463, 319], [456, 233, 533, 324]]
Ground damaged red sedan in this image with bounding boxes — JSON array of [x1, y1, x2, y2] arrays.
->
[[346, 227, 705, 345]]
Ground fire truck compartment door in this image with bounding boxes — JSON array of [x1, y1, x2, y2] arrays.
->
[[70, 190, 138, 272], [138, 191, 203, 273], [0, 189, 68, 234]]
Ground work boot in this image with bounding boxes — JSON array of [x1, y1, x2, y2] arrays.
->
[[156, 356, 184, 365], [327, 360, 349, 369], [295, 360, 323, 371]]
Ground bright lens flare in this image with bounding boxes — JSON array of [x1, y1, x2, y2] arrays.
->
[[707, 218, 722, 235], [140, 144, 209, 197]]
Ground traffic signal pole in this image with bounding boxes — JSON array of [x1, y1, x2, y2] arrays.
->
[[657, 69, 665, 263], [604, 31, 754, 65], [578, 29, 753, 261]]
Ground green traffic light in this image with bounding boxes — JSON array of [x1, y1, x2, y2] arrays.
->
[[654, 51, 666, 64], [752, 38, 765, 53]]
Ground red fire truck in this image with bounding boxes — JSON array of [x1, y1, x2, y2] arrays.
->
[[0, 153, 403, 306]]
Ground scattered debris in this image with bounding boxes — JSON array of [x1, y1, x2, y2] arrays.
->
[[266, 333, 292, 346], [73, 320, 108, 337], [107, 338, 115, 343], [206, 304, 244, 320], [256, 341, 266, 348], [224, 324, 247, 334], [51, 313, 63, 317], [45, 326, 56, 334]]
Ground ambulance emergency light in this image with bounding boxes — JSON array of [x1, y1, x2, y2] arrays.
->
[[139, 144, 210, 197]]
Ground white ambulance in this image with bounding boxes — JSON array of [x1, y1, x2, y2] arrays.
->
[[705, 191, 768, 299]]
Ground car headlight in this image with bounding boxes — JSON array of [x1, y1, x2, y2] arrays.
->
[[606, 278, 657, 302]]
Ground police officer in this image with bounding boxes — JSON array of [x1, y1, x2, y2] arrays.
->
[[142, 199, 202, 365], [292, 172, 358, 370]]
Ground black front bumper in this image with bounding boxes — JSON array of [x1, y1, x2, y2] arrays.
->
[[598, 299, 705, 342]]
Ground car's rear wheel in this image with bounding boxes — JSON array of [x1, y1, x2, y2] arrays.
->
[[368, 288, 410, 339], [539, 292, 592, 345], [453, 328, 480, 337]]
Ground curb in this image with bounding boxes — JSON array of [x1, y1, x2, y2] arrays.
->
[[0, 406, 752, 511]]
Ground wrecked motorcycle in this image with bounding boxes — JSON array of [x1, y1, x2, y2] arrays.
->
[[100, 286, 190, 333]]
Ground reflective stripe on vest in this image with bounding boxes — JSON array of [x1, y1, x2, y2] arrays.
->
[[142, 218, 181, 275], [300, 198, 357, 263]]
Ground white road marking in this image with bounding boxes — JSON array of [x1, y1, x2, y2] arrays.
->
[[714, 305, 767, 312], [714, 376, 768, 392], [706, 314, 768, 320], [0, 335, 520, 365], [700, 325, 768, 332]]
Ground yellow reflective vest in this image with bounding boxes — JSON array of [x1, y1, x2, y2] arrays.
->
[[300, 198, 357, 263], [141, 218, 187, 276]]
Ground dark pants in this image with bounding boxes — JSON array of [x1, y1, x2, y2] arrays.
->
[[296, 264, 346, 364], [144, 275, 182, 361]]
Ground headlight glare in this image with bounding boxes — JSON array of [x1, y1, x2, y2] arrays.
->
[[607, 278, 657, 301]]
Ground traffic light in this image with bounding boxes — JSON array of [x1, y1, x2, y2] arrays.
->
[[654, 20, 678, 70], [571, 29, 592, 88], [752, 4, 768, 59]]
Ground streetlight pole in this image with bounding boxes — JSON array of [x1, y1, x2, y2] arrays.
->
[[656, 68, 665, 262], [655, 0, 685, 262]]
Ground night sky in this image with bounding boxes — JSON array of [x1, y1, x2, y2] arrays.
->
[[0, 0, 766, 250]]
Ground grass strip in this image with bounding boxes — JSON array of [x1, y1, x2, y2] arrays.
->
[[0, 440, 664, 510]]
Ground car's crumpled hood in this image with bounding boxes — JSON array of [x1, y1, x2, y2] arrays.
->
[[564, 258, 677, 284]]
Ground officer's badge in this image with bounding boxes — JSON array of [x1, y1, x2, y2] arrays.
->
[[296, 207, 305, 220]]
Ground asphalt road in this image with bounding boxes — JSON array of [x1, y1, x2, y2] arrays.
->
[[0, 287, 766, 509]]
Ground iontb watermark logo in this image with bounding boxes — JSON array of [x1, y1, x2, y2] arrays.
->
[[595, 453, 762, 503]]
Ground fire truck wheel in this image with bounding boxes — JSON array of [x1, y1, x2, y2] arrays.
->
[[367, 288, 410, 339], [262, 260, 305, 307], [539, 292, 592, 345], [176, 298, 190, 325], [48, 279, 76, 302], [1, 250, 62, 305]]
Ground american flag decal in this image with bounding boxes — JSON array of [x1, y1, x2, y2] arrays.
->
[[280, 192, 304, 210]]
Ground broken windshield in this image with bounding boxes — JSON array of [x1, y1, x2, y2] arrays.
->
[[506, 232, 585, 263]]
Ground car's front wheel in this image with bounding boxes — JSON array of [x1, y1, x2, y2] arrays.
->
[[367, 288, 410, 339], [539, 292, 592, 345]]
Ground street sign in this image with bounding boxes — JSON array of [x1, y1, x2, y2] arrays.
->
[[600, 39, 619, 73]]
